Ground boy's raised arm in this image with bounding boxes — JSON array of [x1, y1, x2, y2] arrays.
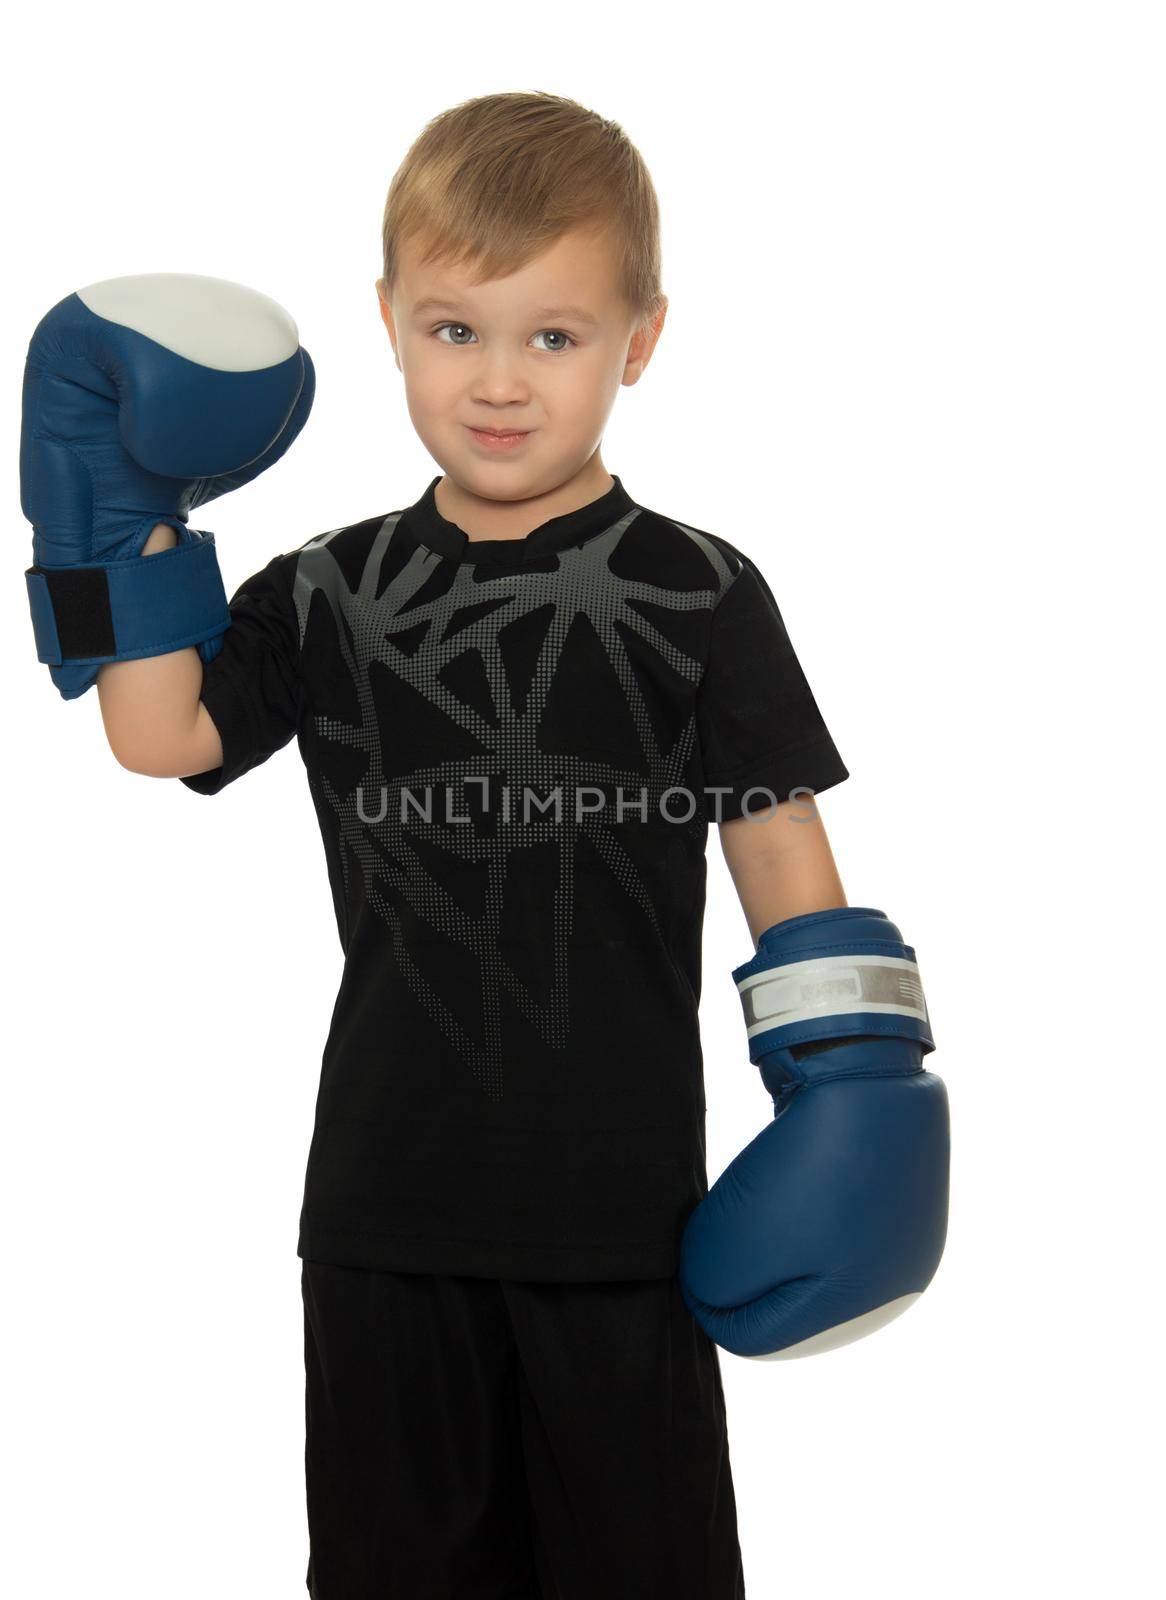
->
[[96, 523, 225, 779]]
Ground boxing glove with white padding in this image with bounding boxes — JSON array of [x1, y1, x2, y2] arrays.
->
[[678, 906, 949, 1359], [21, 272, 315, 699]]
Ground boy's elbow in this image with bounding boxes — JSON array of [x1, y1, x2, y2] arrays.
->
[[110, 742, 182, 779], [105, 706, 222, 779], [107, 734, 207, 779]]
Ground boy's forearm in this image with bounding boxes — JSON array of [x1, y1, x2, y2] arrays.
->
[[718, 795, 846, 945], [95, 523, 224, 778]]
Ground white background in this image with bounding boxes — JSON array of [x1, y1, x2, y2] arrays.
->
[[3, 3, 1162, 1595]]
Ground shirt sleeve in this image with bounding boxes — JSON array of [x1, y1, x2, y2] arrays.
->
[[695, 549, 849, 820], [180, 551, 302, 796]]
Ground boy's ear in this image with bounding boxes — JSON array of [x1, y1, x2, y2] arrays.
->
[[623, 297, 668, 388], [375, 278, 400, 368]]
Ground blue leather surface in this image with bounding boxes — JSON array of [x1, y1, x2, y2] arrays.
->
[[20, 288, 314, 697], [679, 907, 950, 1358]]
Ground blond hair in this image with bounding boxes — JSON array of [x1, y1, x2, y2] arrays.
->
[[382, 91, 665, 335]]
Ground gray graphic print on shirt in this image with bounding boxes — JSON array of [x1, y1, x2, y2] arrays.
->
[[290, 507, 732, 1100]]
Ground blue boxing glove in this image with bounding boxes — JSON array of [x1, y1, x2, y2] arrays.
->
[[21, 272, 315, 699], [679, 907, 949, 1359]]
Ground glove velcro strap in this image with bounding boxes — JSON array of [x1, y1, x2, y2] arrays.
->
[[732, 907, 934, 1064], [25, 533, 230, 667]]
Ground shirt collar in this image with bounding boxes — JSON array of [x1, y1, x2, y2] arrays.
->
[[398, 473, 637, 565]]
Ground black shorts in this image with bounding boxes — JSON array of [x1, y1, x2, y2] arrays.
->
[[301, 1259, 746, 1599]]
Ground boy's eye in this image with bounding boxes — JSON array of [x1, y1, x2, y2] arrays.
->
[[432, 323, 575, 354], [434, 322, 475, 346], [532, 329, 574, 353]]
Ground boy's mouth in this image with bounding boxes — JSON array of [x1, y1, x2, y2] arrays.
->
[[466, 425, 533, 449]]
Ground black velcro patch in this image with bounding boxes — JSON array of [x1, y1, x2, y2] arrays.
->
[[36, 567, 116, 659]]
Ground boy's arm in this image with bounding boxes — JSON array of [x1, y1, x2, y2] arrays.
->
[[684, 551, 946, 1363], [686, 796, 948, 1362], [717, 792, 846, 944], [96, 523, 224, 779]]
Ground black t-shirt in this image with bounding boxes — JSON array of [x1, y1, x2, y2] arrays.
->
[[182, 473, 849, 1280]]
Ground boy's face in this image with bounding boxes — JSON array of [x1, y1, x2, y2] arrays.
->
[[377, 226, 665, 498]]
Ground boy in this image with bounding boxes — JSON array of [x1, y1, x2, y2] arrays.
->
[[24, 90, 946, 1600]]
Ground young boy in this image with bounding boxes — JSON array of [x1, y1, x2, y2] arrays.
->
[[25, 91, 946, 1600]]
